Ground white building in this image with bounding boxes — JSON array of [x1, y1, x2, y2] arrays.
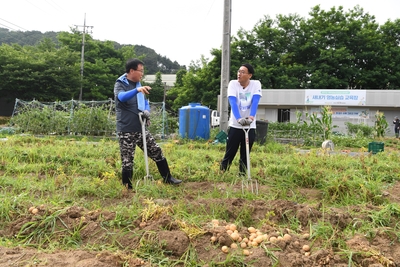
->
[[256, 89, 400, 135], [138, 74, 400, 136], [143, 74, 176, 87]]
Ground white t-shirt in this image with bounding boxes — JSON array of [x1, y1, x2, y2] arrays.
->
[[228, 79, 262, 129]]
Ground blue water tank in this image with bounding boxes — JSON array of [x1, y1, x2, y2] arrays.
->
[[179, 103, 210, 140]]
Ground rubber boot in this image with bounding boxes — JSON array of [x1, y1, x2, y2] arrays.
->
[[122, 169, 133, 189], [156, 159, 182, 185]]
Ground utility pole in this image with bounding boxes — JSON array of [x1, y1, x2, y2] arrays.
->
[[162, 82, 167, 139], [219, 0, 231, 133], [75, 13, 93, 101]]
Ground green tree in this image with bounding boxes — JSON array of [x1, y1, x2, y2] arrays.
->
[[379, 19, 400, 89], [180, 4, 400, 96], [168, 54, 221, 111], [145, 72, 165, 103], [58, 31, 126, 100], [0, 43, 80, 101], [166, 68, 187, 113]]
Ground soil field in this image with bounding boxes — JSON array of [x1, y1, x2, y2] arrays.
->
[[1, 180, 400, 266]]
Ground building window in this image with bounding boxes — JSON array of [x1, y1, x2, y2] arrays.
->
[[278, 109, 290, 122]]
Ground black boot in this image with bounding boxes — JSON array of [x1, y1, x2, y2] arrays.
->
[[122, 169, 133, 189], [156, 159, 182, 185]]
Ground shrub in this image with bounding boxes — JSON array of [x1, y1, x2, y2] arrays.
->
[[345, 122, 374, 138]]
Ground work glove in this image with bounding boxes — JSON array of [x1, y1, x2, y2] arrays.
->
[[238, 118, 253, 126], [237, 118, 246, 126], [142, 110, 150, 119], [246, 118, 254, 125]]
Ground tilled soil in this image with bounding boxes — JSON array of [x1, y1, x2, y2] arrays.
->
[[1, 181, 399, 266]]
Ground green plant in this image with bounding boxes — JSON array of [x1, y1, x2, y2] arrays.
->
[[310, 220, 335, 246], [374, 111, 389, 138], [0, 116, 10, 125], [16, 207, 69, 246], [368, 203, 400, 227], [234, 205, 255, 227], [135, 231, 172, 264], [0, 127, 14, 137], [208, 253, 248, 267], [260, 244, 279, 266], [179, 244, 201, 267], [9, 99, 173, 138], [319, 106, 335, 140], [331, 135, 371, 148], [344, 121, 374, 137], [0, 192, 27, 221], [303, 105, 336, 142]]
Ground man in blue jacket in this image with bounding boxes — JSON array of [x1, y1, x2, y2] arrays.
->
[[114, 58, 182, 189]]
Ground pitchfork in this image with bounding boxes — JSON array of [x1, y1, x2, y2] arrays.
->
[[138, 112, 154, 186], [242, 118, 259, 195]]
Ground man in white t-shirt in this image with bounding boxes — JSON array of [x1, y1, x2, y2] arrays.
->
[[220, 63, 262, 175]]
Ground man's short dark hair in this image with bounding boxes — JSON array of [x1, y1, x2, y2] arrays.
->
[[125, 58, 144, 73], [241, 63, 254, 75]]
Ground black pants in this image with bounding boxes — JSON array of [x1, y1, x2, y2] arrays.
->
[[220, 127, 255, 173]]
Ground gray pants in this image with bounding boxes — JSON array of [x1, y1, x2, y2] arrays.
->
[[117, 131, 164, 171]]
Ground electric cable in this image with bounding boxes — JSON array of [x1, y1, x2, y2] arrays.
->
[[0, 18, 27, 31]]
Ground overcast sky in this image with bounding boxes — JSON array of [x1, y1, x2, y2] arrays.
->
[[0, 0, 399, 66]]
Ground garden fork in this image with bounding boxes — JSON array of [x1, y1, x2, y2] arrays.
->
[[138, 112, 154, 185], [242, 118, 259, 195]]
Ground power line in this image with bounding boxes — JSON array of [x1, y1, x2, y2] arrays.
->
[[47, 0, 66, 12], [2, 0, 55, 32], [0, 18, 28, 31], [24, 0, 43, 12], [20, 0, 63, 31], [0, 22, 15, 31], [206, 0, 216, 16], [44, 0, 64, 13]]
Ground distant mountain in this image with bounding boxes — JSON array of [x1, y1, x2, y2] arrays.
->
[[0, 28, 185, 74], [0, 28, 59, 46], [131, 44, 184, 74]]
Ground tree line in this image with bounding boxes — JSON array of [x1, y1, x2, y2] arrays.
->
[[0, 28, 184, 75], [1, 5, 399, 113], [0, 28, 184, 106], [167, 5, 400, 111]]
